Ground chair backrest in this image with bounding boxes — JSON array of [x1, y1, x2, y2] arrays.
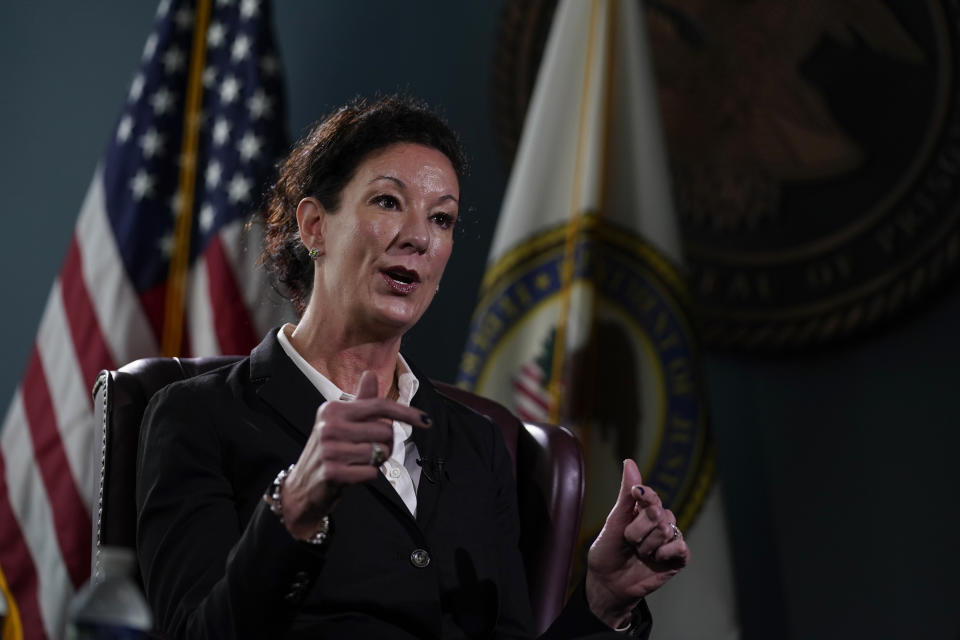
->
[[92, 356, 585, 636]]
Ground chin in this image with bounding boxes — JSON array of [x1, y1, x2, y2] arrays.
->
[[368, 299, 427, 335]]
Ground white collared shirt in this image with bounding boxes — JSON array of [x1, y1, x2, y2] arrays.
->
[[276, 324, 422, 516]]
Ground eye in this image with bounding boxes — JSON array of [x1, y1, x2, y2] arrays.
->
[[430, 212, 457, 230], [371, 194, 400, 210]]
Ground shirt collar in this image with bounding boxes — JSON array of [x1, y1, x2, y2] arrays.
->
[[276, 324, 419, 408]]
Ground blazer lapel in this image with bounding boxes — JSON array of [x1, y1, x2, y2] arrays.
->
[[364, 383, 445, 525], [410, 377, 449, 529], [249, 330, 325, 442], [366, 470, 414, 520]]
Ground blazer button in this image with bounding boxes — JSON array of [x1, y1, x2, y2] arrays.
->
[[410, 548, 431, 568]]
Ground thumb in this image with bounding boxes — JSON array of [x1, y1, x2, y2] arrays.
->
[[355, 370, 378, 400], [611, 458, 644, 518]]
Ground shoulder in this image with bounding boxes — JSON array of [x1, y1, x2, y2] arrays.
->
[[147, 326, 285, 409], [147, 356, 251, 410], [139, 357, 255, 456]]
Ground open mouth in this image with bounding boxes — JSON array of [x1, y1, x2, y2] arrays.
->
[[385, 268, 418, 284], [381, 267, 421, 294]]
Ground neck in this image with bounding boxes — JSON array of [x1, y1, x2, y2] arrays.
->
[[290, 305, 402, 399]]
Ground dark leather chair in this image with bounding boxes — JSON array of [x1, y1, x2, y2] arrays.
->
[[91, 356, 585, 636]]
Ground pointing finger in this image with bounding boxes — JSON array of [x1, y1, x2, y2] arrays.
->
[[338, 399, 432, 429]]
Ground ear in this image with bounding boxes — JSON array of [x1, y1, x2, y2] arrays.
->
[[296, 197, 326, 257]]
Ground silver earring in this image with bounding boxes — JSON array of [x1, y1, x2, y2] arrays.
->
[[435, 285, 440, 294], [307, 247, 320, 260]]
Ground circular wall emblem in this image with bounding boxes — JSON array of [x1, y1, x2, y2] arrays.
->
[[493, 0, 960, 349], [457, 220, 711, 530]]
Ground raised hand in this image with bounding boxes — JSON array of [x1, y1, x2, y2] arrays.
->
[[278, 370, 431, 540], [585, 459, 690, 628]]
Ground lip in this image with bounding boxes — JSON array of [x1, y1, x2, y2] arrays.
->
[[380, 266, 421, 295]]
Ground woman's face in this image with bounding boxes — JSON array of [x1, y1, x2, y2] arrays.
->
[[304, 142, 460, 338]]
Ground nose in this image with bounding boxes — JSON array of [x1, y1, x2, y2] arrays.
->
[[397, 209, 429, 254]]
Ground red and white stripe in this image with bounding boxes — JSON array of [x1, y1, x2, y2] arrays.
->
[[1, 398, 72, 640], [220, 217, 285, 340], [185, 221, 282, 357], [512, 362, 553, 423], [0, 166, 291, 638], [75, 172, 159, 364]]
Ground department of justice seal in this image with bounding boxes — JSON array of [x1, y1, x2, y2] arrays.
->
[[493, 0, 960, 349], [458, 219, 712, 531]]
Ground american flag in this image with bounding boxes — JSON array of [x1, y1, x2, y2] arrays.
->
[[0, 0, 292, 637], [511, 330, 557, 423], [512, 362, 553, 423]]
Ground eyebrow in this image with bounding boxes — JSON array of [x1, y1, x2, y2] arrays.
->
[[369, 175, 459, 205], [437, 194, 459, 205], [369, 175, 405, 188]]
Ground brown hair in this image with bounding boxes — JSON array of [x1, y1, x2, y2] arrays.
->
[[260, 94, 467, 315]]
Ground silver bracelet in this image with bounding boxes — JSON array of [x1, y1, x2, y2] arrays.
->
[[264, 464, 330, 545]]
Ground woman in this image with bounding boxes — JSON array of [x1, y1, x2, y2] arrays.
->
[[136, 95, 689, 639]]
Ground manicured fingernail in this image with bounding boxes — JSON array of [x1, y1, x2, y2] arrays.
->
[[421, 414, 432, 425]]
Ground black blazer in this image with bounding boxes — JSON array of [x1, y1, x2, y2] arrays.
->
[[136, 331, 650, 639]]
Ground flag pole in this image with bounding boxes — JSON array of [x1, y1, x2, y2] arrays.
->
[[0, 565, 22, 640], [548, 0, 613, 423], [162, 0, 212, 356]]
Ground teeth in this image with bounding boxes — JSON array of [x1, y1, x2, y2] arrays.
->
[[388, 271, 412, 284]]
